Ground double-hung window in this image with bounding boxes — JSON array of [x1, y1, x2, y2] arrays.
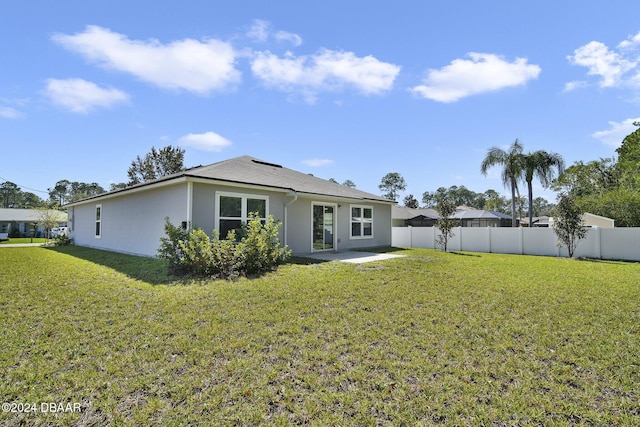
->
[[350, 205, 373, 239], [216, 192, 268, 238], [95, 204, 102, 238]]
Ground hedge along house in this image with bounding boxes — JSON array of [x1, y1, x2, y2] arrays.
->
[[66, 156, 395, 257]]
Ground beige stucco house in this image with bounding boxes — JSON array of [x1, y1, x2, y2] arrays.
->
[[67, 156, 395, 257]]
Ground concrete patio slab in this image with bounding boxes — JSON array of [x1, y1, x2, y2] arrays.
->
[[305, 250, 404, 264]]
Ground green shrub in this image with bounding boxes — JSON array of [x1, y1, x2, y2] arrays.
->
[[157, 219, 191, 276], [178, 228, 215, 277], [53, 234, 72, 246], [157, 215, 291, 279], [242, 213, 291, 274], [210, 230, 246, 279]]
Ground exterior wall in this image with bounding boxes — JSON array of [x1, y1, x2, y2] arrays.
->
[[583, 213, 615, 228], [285, 197, 392, 255], [70, 180, 393, 258], [191, 182, 287, 242], [71, 183, 188, 257]]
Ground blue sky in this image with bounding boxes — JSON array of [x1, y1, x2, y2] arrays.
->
[[2, 1, 640, 203]]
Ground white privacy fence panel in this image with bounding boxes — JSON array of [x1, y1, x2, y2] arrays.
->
[[600, 228, 640, 261], [392, 227, 640, 261]]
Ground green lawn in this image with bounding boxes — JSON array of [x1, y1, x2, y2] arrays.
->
[[1, 247, 639, 426], [0, 238, 48, 244]]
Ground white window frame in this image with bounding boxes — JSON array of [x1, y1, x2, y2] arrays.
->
[[95, 204, 102, 239], [350, 204, 374, 240], [215, 191, 269, 237]]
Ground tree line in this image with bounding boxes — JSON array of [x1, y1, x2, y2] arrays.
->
[[378, 122, 640, 227]]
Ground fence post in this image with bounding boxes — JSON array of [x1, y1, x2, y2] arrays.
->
[[411, 227, 415, 248], [519, 226, 524, 255]]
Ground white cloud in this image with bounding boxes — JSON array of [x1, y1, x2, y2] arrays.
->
[[178, 131, 232, 152], [247, 20, 270, 43], [247, 20, 302, 47], [45, 78, 129, 113], [410, 53, 541, 103], [302, 158, 334, 167], [563, 80, 589, 92], [568, 32, 640, 90], [274, 31, 302, 47], [52, 25, 240, 95], [251, 48, 400, 102], [592, 117, 640, 147], [568, 41, 635, 88], [0, 106, 24, 119]]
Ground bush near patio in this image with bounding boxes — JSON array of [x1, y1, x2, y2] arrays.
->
[[1, 246, 639, 425], [157, 213, 291, 279]]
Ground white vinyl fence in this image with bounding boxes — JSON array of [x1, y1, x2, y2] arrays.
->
[[392, 226, 640, 261]]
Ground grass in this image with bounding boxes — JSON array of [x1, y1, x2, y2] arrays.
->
[[1, 246, 639, 426], [0, 238, 48, 244]]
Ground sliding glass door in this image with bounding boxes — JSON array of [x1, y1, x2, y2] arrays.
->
[[312, 204, 335, 251]]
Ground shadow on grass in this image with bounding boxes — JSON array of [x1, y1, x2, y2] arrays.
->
[[450, 251, 482, 257], [46, 245, 306, 284], [354, 246, 407, 254], [577, 257, 638, 265], [288, 256, 328, 265], [45, 245, 183, 285]]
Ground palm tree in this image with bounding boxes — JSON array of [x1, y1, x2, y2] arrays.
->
[[480, 139, 524, 227], [521, 150, 565, 228]]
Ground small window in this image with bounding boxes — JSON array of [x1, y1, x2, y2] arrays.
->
[[350, 205, 373, 239], [95, 204, 102, 238]]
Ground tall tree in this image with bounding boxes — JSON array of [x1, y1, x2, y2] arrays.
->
[[552, 158, 619, 197], [127, 145, 186, 185], [480, 139, 524, 227], [48, 179, 105, 206], [1, 181, 21, 208], [378, 172, 406, 202], [48, 179, 71, 206], [482, 189, 509, 213], [615, 122, 640, 188], [342, 179, 356, 188], [521, 150, 564, 228], [403, 194, 419, 208], [69, 182, 106, 202]]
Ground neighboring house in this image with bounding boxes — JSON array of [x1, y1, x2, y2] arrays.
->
[[520, 216, 551, 227], [392, 206, 439, 227], [0, 208, 67, 238], [452, 209, 514, 227], [392, 206, 513, 228], [548, 212, 615, 229], [66, 155, 395, 257]]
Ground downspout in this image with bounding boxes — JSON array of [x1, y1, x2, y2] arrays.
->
[[186, 181, 193, 229], [284, 191, 298, 247]]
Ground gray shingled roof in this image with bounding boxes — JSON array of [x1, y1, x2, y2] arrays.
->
[[0, 208, 67, 222], [185, 156, 392, 202], [69, 155, 394, 205], [392, 206, 439, 220], [452, 210, 511, 220]]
